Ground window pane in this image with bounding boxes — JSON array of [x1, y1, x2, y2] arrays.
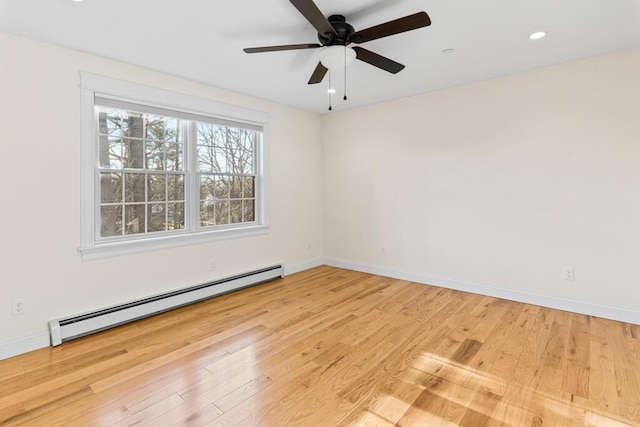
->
[[214, 200, 229, 225], [125, 173, 146, 203], [100, 205, 122, 237], [168, 203, 185, 230], [230, 200, 243, 224], [101, 173, 122, 203], [214, 176, 229, 199], [200, 201, 213, 227], [200, 175, 215, 201], [148, 174, 165, 202], [125, 204, 145, 235], [146, 115, 165, 141], [124, 112, 144, 139], [124, 138, 144, 169], [164, 118, 179, 142], [146, 141, 164, 171], [98, 109, 124, 137], [99, 137, 123, 168], [168, 175, 184, 201], [243, 199, 255, 222], [165, 143, 183, 171], [242, 177, 255, 198], [148, 203, 166, 232], [229, 177, 242, 199]]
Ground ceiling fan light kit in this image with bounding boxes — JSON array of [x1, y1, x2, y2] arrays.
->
[[243, 0, 431, 110], [319, 45, 356, 70]]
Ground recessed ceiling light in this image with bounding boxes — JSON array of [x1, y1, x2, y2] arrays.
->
[[529, 31, 547, 40], [327, 88, 336, 94], [442, 48, 455, 55], [72, 0, 84, 2]]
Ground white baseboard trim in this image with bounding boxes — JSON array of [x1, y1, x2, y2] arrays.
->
[[0, 331, 50, 361], [324, 257, 640, 325], [284, 257, 324, 276]]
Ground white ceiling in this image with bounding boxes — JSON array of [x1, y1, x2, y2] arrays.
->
[[2, 0, 640, 114]]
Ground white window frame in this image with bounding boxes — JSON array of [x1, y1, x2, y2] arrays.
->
[[79, 73, 270, 260]]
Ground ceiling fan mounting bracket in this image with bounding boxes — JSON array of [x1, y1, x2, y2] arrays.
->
[[318, 15, 354, 46]]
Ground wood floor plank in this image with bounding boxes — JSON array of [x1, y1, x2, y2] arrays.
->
[[588, 318, 620, 417], [0, 266, 637, 426]]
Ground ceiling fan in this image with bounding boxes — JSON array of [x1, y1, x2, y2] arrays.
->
[[243, 0, 431, 86]]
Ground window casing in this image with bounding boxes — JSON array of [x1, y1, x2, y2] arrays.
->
[[80, 73, 269, 259]]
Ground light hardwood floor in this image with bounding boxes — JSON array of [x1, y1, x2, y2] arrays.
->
[[1, 266, 639, 426]]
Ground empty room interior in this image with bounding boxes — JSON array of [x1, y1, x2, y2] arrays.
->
[[1, 0, 639, 425]]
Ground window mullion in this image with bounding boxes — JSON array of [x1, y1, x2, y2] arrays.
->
[[120, 171, 126, 236], [254, 132, 262, 224], [186, 121, 199, 231]]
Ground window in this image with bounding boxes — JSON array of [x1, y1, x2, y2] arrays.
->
[[80, 73, 269, 259], [97, 107, 187, 238]]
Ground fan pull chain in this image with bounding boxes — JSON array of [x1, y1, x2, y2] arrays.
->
[[343, 46, 348, 101], [328, 70, 333, 111]]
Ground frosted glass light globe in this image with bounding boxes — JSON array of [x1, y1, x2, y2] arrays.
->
[[319, 46, 356, 70]]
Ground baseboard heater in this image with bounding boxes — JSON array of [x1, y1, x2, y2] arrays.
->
[[48, 264, 283, 346]]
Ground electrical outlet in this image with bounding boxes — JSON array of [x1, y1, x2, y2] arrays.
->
[[381, 247, 386, 255], [12, 298, 25, 316], [210, 261, 216, 271], [562, 267, 575, 281]]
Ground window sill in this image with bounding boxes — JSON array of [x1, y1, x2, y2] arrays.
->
[[78, 225, 269, 260]]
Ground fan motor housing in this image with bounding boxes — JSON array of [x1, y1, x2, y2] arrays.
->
[[318, 15, 354, 46]]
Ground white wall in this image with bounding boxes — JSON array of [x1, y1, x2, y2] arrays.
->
[[2, 31, 639, 358], [0, 33, 324, 352], [322, 47, 640, 319]]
